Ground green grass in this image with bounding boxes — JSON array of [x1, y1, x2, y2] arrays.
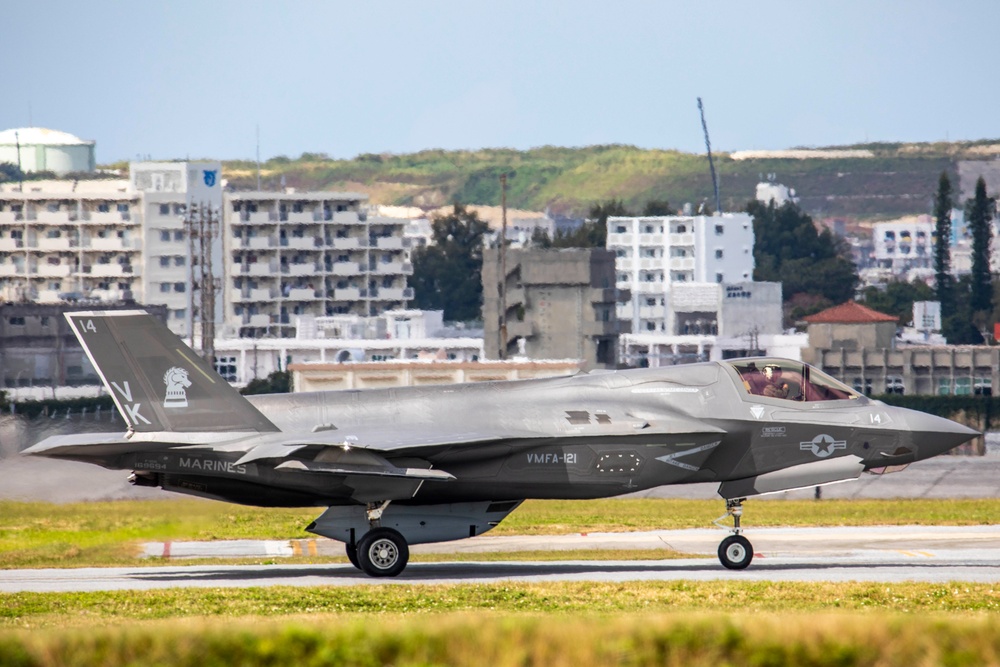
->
[[1, 497, 998, 569], [6, 590, 1000, 666], [4, 582, 1000, 628]]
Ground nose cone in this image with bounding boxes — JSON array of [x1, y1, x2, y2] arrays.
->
[[898, 408, 980, 459]]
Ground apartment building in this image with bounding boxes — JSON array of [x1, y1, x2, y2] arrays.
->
[[605, 213, 755, 334], [0, 163, 414, 339], [226, 194, 413, 337]]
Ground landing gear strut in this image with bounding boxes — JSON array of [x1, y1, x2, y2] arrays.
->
[[715, 497, 753, 570], [353, 501, 410, 577]]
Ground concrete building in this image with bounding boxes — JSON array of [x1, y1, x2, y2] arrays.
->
[[801, 301, 997, 397], [226, 195, 413, 337], [482, 247, 629, 370], [870, 218, 934, 282], [1, 165, 414, 340], [0, 127, 96, 175], [605, 213, 755, 334]]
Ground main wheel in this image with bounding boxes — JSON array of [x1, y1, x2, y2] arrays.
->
[[345, 543, 361, 570], [357, 527, 409, 577], [718, 534, 753, 570]]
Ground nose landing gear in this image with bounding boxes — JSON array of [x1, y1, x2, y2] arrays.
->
[[715, 497, 753, 570]]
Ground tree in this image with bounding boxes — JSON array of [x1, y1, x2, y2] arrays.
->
[[859, 280, 935, 324], [410, 203, 491, 321], [966, 176, 996, 316], [747, 200, 859, 311], [933, 172, 954, 317], [547, 198, 632, 248], [240, 370, 290, 395], [642, 199, 673, 216]]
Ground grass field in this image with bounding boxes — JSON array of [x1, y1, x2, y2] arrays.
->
[[4, 606, 1000, 666], [2, 497, 999, 569]]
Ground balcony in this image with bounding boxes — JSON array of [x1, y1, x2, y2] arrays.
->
[[36, 211, 77, 224], [375, 287, 415, 301], [36, 264, 72, 278], [285, 288, 320, 300], [246, 314, 272, 327], [669, 257, 695, 271], [282, 262, 318, 276], [607, 233, 633, 245], [36, 289, 62, 303], [638, 233, 664, 245], [334, 237, 369, 250], [0, 264, 22, 276], [0, 212, 22, 224], [283, 211, 319, 224], [87, 211, 134, 225], [233, 237, 275, 250], [36, 237, 74, 251], [332, 287, 362, 300], [280, 236, 321, 250], [332, 211, 361, 225], [0, 238, 24, 251], [88, 237, 129, 251], [372, 261, 412, 275], [234, 262, 277, 276], [374, 236, 409, 250], [247, 211, 277, 224], [231, 288, 274, 302], [87, 264, 129, 277], [669, 233, 695, 245], [329, 261, 363, 276]]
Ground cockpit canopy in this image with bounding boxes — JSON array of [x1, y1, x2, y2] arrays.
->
[[726, 358, 860, 402]]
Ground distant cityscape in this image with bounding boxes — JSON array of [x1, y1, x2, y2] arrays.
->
[[1, 126, 998, 402]]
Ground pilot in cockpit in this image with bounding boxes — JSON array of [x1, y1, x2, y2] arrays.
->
[[761, 364, 789, 399]]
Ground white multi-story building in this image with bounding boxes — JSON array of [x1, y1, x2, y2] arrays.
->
[[605, 213, 755, 333], [226, 194, 413, 337], [871, 218, 934, 279], [1, 163, 414, 339]]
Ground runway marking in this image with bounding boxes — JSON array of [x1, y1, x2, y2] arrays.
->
[[307, 540, 318, 556], [291, 540, 302, 556]]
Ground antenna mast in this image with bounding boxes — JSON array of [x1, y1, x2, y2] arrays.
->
[[697, 97, 721, 214]]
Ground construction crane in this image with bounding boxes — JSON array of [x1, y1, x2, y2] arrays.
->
[[697, 97, 721, 214]]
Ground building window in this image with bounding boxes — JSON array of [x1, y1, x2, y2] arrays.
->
[[885, 376, 904, 395], [173, 308, 186, 319], [173, 282, 186, 293], [715, 224, 724, 235], [937, 378, 951, 395], [645, 298, 656, 306], [117, 203, 129, 213], [174, 204, 186, 215], [715, 249, 724, 259], [97, 203, 110, 213], [716, 273, 724, 283], [214, 356, 237, 382], [159, 257, 170, 267], [954, 377, 972, 396], [975, 377, 992, 396], [174, 231, 184, 241], [159, 204, 170, 215], [8, 317, 25, 326], [160, 231, 170, 242], [160, 283, 171, 293], [615, 225, 627, 234], [646, 321, 656, 331], [174, 256, 185, 267]]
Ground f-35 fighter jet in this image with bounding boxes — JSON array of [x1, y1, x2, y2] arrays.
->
[[25, 311, 978, 576]]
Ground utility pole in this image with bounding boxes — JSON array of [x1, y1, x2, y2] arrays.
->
[[498, 173, 509, 360], [185, 203, 219, 362]]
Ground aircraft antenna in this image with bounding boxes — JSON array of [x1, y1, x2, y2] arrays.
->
[[697, 97, 722, 214]]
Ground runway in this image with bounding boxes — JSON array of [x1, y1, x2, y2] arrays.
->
[[5, 526, 1000, 592]]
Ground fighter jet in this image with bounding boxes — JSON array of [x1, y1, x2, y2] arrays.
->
[[25, 311, 978, 576]]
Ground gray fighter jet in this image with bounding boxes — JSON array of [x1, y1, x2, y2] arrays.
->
[[25, 311, 978, 576]]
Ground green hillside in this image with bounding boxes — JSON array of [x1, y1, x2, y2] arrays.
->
[[220, 141, 999, 220]]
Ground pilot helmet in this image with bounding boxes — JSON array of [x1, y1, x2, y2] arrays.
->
[[763, 364, 782, 381]]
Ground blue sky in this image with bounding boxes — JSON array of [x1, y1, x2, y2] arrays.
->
[[4, 1, 997, 163]]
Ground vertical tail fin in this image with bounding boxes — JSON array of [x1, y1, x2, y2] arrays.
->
[[66, 310, 279, 434]]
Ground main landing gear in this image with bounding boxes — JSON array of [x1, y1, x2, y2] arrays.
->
[[715, 497, 753, 570], [345, 501, 411, 577]]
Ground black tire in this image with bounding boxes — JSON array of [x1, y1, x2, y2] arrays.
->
[[345, 543, 361, 570], [357, 528, 409, 577], [718, 534, 753, 570]]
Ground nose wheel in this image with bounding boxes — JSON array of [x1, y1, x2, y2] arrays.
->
[[714, 497, 753, 570]]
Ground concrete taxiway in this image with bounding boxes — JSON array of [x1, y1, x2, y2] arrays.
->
[[4, 525, 1000, 593]]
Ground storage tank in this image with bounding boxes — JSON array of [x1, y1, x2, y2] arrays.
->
[[0, 127, 96, 175]]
